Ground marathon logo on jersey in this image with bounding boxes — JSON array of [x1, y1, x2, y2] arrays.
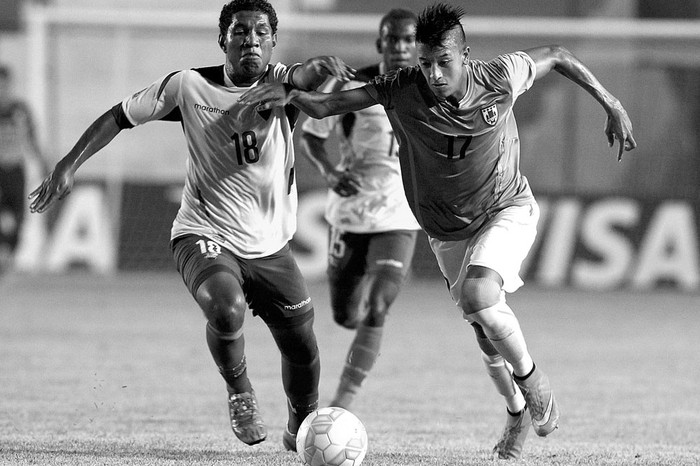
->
[[193, 103, 230, 115], [284, 296, 312, 311], [481, 104, 498, 126]]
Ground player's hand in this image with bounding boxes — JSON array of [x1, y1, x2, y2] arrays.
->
[[28, 161, 76, 213], [305, 56, 355, 82], [605, 101, 637, 161], [238, 83, 298, 111], [328, 169, 361, 197]]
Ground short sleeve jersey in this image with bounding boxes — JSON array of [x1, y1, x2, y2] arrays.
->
[[301, 65, 420, 233], [117, 63, 300, 258], [365, 52, 537, 241], [0, 101, 35, 167]]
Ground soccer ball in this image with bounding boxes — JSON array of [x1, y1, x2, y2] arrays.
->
[[295, 406, 368, 466]]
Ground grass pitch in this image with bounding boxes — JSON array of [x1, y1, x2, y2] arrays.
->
[[1, 272, 698, 465]]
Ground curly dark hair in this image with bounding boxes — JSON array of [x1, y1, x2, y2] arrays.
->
[[378, 8, 418, 35], [219, 0, 279, 37], [416, 2, 466, 48]]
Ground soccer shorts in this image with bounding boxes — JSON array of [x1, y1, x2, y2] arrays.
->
[[171, 234, 313, 328], [326, 228, 418, 283], [429, 203, 539, 307]]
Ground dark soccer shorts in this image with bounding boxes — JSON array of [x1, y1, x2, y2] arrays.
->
[[171, 234, 313, 328], [326, 228, 418, 283]]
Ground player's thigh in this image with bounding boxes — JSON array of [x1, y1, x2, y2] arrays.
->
[[170, 234, 247, 322], [469, 203, 539, 293], [429, 203, 538, 307], [327, 227, 368, 313], [245, 243, 314, 328]]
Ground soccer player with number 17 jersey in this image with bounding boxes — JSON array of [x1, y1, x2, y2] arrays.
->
[[239, 2, 637, 460], [29, 0, 354, 452]]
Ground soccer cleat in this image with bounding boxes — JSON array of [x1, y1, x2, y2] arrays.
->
[[282, 425, 297, 451], [492, 407, 531, 460], [284, 398, 318, 450], [330, 380, 361, 410], [514, 367, 560, 437], [228, 391, 267, 445]]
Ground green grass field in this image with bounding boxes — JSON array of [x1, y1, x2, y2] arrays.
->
[[2, 272, 699, 465]]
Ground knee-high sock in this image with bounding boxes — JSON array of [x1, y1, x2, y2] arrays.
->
[[339, 324, 383, 389], [206, 322, 251, 394], [473, 324, 525, 413], [467, 302, 534, 377], [481, 351, 525, 413]]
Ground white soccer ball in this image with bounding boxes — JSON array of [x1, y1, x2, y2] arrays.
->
[[295, 406, 368, 466]]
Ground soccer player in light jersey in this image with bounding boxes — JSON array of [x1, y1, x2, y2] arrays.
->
[[0, 64, 47, 275], [239, 2, 637, 459], [28, 0, 354, 451], [299, 9, 421, 410]]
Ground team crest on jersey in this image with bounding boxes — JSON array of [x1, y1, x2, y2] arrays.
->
[[481, 104, 498, 126]]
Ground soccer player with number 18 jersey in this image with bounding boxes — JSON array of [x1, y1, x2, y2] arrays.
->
[[29, 0, 354, 452]]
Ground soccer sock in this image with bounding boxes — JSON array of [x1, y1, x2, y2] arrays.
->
[[268, 317, 320, 431], [337, 324, 383, 391], [481, 351, 526, 414], [468, 302, 534, 377], [283, 354, 320, 431], [205, 322, 252, 394]]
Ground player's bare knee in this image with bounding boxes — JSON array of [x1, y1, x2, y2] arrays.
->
[[464, 302, 517, 342], [198, 291, 247, 332], [461, 277, 502, 314], [363, 303, 389, 327], [333, 306, 361, 329], [330, 284, 363, 329], [364, 291, 398, 327]]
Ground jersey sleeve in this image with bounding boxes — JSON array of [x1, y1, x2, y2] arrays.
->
[[300, 77, 354, 138], [120, 70, 184, 126], [365, 71, 397, 109], [493, 52, 537, 99]]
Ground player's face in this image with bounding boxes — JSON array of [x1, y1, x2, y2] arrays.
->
[[221, 10, 277, 86], [417, 30, 469, 104], [378, 18, 417, 71]]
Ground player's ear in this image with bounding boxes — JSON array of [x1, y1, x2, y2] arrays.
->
[[462, 46, 470, 64], [218, 34, 227, 53], [272, 33, 277, 48]]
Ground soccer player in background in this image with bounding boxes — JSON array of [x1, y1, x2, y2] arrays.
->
[[0, 64, 47, 275], [239, 1, 637, 459], [299, 8, 421, 410], [28, 0, 354, 452]]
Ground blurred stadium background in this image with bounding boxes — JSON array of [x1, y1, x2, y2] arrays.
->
[[1, 0, 700, 290]]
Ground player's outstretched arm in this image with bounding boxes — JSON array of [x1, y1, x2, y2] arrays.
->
[[239, 85, 376, 119], [29, 110, 122, 213], [524, 45, 637, 161], [301, 132, 361, 197], [291, 56, 356, 91]]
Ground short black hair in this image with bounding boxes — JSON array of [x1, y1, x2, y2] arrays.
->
[[416, 2, 466, 48], [219, 0, 279, 37], [378, 8, 418, 35]]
